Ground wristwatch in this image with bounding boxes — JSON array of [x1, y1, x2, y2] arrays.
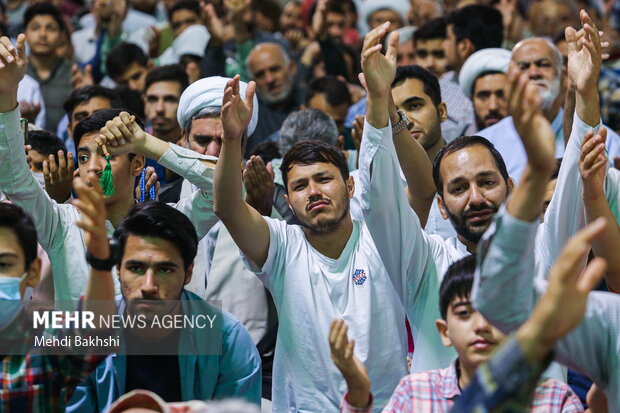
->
[[392, 109, 413, 135], [85, 238, 120, 271]]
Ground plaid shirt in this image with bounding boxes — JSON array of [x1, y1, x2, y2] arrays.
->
[[0, 315, 105, 412], [341, 337, 583, 412], [438, 71, 477, 142]]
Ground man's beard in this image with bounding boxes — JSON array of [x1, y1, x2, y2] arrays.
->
[[297, 200, 350, 236], [534, 77, 561, 110], [476, 110, 504, 131], [445, 202, 499, 244], [259, 79, 294, 105]]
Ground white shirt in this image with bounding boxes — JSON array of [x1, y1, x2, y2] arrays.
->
[[472, 113, 608, 382], [358, 121, 464, 373], [243, 217, 409, 412], [17, 74, 46, 129], [0, 107, 218, 304], [477, 109, 620, 184]]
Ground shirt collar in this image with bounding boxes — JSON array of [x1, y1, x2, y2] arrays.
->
[[438, 360, 462, 399]]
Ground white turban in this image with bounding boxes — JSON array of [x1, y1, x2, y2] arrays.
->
[[359, 0, 411, 34], [158, 24, 211, 66], [459, 48, 512, 98], [177, 76, 259, 136]]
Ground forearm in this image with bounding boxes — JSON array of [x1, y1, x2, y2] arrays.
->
[[388, 102, 435, 225], [0, 92, 17, 113], [575, 88, 600, 128], [563, 87, 576, 146], [506, 165, 551, 222], [214, 139, 245, 219], [584, 194, 620, 291]]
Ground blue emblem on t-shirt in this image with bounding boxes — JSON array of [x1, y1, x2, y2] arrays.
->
[[353, 269, 367, 285]]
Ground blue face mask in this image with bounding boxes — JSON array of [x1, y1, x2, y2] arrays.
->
[[0, 272, 32, 331]]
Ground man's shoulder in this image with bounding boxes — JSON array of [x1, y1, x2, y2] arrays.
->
[[475, 116, 516, 140]]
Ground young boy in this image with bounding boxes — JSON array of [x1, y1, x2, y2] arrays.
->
[[331, 255, 584, 412]]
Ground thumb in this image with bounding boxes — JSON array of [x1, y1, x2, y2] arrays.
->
[[16, 34, 27, 61], [85, 64, 92, 77], [267, 161, 274, 178], [358, 73, 368, 92], [577, 256, 606, 293]]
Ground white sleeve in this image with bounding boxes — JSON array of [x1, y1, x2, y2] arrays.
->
[[472, 208, 539, 333], [554, 291, 620, 394], [358, 119, 434, 304], [239, 216, 288, 291], [538, 112, 601, 274], [0, 107, 68, 251], [159, 144, 219, 239]]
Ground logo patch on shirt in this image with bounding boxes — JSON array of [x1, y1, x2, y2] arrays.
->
[[353, 269, 367, 286]]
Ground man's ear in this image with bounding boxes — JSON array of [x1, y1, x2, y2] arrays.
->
[[346, 175, 355, 199], [437, 194, 449, 220], [179, 129, 187, 147], [438, 102, 448, 124], [435, 319, 453, 347], [131, 155, 145, 177], [507, 177, 514, 195], [67, 123, 74, 140], [457, 39, 474, 61], [183, 263, 194, 285], [24, 257, 42, 291], [283, 193, 295, 214]]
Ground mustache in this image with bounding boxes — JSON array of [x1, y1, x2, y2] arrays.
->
[[464, 202, 498, 215], [484, 110, 503, 121]]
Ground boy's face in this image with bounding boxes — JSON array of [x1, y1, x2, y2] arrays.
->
[[76, 132, 144, 204], [436, 294, 506, 370], [0, 227, 40, 297], [115, 62, 149, 93], [25, 15, 62, 56], [27, 148, 48, 173]]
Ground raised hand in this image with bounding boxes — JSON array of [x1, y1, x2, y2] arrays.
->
[[221, 75, 256, 141], [0, 35, 28, 112], [311, 0, 328, 40], [97, 111, 148, 155], [508, 67, 555, 173], [329, 319, 371, 408], [201, 2, 225, 45], [243, 156, 275, 216], [43, 150, 75, 203], [135, 166, 160, 202], [19, 100, 41, 124], [360, 22, 399, 100], [565, 10, 605, 94], [71, 64, 94, 89], [74, 171, 110, 260], [579, 128, 607, 200]]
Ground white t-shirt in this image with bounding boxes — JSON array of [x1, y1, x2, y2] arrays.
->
[[244, 217, 409, 412]]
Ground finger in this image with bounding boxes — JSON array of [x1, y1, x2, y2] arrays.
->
[[577, 257, 606, 293], [232, 74, 240, 97], [583, 142, 605, 169], [100, 127, 120, 147], [0, 36, 16, 60], [15, 34, 26, 61], [344, 338, 355, 360], [266, 161, 274, 179], [245, 81, 256, 107], [328, 319, 341, 346], [42, 161, 51, 183], [580, 131, 597, 162], [67, 152, 75, 172], [0, 42, 15, 65], [146, 168, 157, 189], [385, 31, 400, 63], [361, 43, 383, 60], [106, 120, 126, 145], [116, 118, 134, 143], [154, 181, 160, 200], [571, 217, 608, 251], [48, 154, 58, 176], [57, 150, 67, 173]]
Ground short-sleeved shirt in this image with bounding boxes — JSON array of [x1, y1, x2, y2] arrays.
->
[[243, 217, 409, 412]]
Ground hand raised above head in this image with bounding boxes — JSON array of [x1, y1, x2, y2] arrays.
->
[[0, 35, 28, 110], [98, 112, 147, 156], [565, 10, 605, 94], [221, 75, 256, 141], [360, 22, 399, 100]]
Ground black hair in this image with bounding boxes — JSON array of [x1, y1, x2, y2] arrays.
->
[[432, 135, 509, 196], [114, 85, 146, 120], [250, 141, 281, 164], [305, 75, 352, 107], [28, 130, 67, 161], [280, 140, 349, 192], [472, 70, 506, 95], [144, 64, 189, 94], [73, 108, 145, 150], [63, 85, 122, 119], [114, 201, 198, 271], [446, 5, 503, 51], [392, 65, 442, 107], [0, 203, 38, 270], [414, 17, 446, 43], [24, 3, 66, 34], [439, 255, 476, 319], [106, 43, 148, 80], [168, 0, 200, 22]]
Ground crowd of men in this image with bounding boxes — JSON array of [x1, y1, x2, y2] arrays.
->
[[0, 0, 619, 411]]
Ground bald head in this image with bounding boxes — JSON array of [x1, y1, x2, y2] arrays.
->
[[247, 42, 296, 105]]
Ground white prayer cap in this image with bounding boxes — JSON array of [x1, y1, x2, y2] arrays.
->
[[359, 0, 411, 34], [459, 48, 512, 98], [158, 24, 211, 65], [394, 26, 417, 44], [177, 76, 259, 136]]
